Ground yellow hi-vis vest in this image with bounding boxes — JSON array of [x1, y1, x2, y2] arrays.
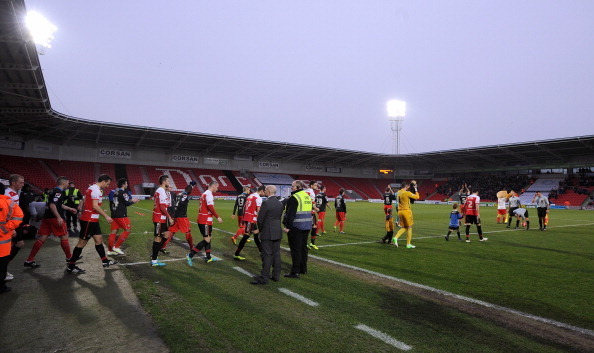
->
[[292, 190, 313, 230], [65, 188, 80, 204]]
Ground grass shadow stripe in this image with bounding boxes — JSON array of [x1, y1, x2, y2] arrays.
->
[[304, 252, 594, 337], [354, 324, 412, 351], [278, 288, 319, 307]]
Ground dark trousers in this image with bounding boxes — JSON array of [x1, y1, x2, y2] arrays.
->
[[260, 239, 281, 282], [287, 229, 309, 274], [66, 212, 78, 229], [0, 255, 9, 291]]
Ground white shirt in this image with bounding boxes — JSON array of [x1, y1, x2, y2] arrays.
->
[[5, 187, 20, 205], [497, 197, 507, 210]]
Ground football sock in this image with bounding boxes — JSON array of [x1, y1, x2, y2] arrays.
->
[[339, 222, 344, 232], [60, 238, 72, 259], [465, 225, 471, 236], [406, 228, 413, 245], [526, 221, 530, 230], [190, 240, 207, 258], [446, 230, 452, 237], [254, 234, 262, 252], [516, 220, 520, 228], [538, 219, 543, 228], [95, 244, 107, 262], [27, 239, 44, 262], [457, 231, 461, 239], [162, 234, 173, 249], [68, 246, 83, 267], [477, 226, 483, 239], [115, 231, 130, 248], [108, 232, 117, 251], [151, 241, 161, 260], [8, 244, 21, 261], [235, 235, 249, 256], [394, 227, 406, 240], [185, 232, 194, 249], [234, 226, 245, 238], [205, 242, 211, 259]]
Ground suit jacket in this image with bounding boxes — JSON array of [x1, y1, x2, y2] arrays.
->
[[257, 196, 284, 241]]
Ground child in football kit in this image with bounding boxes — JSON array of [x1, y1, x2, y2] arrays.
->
[[445, 203, 464, 241]]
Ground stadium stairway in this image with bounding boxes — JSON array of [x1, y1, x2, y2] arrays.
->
[[223, 170, 243, 193]]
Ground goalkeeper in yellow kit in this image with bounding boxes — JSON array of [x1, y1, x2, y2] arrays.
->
[[392, 181, 420, 248]]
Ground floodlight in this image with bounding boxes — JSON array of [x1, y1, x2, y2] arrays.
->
[[25, 11, 57, 49], [386, 99, 406, 120]]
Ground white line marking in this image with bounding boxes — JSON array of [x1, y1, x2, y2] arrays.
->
[[119, 258, 187, 266], [354, 324, 412, 351], [302, 252, 594, 337], [120, 255, 222, 266], [317, 241, 379, 248], [233, 266, 255, 277], [278, 288, 319, 307]]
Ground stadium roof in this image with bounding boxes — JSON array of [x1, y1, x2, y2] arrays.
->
[[2, 0, 594, 173]]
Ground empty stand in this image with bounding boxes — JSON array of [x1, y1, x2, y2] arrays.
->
[[191, 168, 238, 195], [0, 155, 54, 191], [125, 165, 146, 189], [551, 191, 589, 206]]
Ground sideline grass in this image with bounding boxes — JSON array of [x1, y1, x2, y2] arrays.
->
[[111, 200, 593, 352]]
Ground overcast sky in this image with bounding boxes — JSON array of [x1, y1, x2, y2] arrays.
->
[[27, 0, 594, 154]]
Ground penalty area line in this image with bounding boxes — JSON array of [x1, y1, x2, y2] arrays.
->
[[278, 288, 319, 307], [354, 324, 412, 351]]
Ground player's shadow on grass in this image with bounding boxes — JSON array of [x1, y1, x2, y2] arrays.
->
[[72, 269, 161, 339], [376, 287, 572, 352], [27, 270, 97, 324]]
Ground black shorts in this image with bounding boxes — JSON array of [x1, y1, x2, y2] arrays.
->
[[242, 221, 258, 235], [517, 210, 529, 218], [509, 207, 518, 215], [153, 222, 169, 237], [198, 223, 212, 237], [448, 226, 460, 231], [79, 220, 102, 240], [537, 207, 547, 218], [465, 215, 480, 225]]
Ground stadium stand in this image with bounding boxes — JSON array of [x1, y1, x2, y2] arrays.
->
[[125, 165, 146, 190], [340, 177, 380, 199], [232, 171, 260, 188], [0, 155, 54, 191], [191, 168, 237, 195], [45, 159, 96, 186], [296, 175, 350, 198]]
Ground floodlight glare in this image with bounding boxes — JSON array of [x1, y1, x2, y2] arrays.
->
[[386, 99, 406, 120], [25, 11, 57, 48]]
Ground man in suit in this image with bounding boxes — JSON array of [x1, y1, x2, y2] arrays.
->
[[251, 185, 284, 285]]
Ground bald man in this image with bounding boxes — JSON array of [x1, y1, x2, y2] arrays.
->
[[251, 185, 284, 285]]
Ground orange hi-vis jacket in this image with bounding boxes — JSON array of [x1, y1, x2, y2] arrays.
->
[[0, 195, 23, 257]]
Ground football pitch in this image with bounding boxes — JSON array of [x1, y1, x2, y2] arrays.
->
[[113, 200, 593, 352]]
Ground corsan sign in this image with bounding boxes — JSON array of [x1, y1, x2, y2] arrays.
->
[[172, 155, 200, 163], [99, 149, 132, 159]]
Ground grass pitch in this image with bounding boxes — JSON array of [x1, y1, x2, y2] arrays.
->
[[111, 200, 593, 352]]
